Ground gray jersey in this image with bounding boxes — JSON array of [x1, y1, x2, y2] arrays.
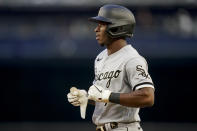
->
[[92, 45, 154, 126]]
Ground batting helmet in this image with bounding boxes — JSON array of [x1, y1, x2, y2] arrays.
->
[[89, 4, 136, 38]]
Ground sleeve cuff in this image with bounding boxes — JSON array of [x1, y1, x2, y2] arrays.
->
[[133, 82, 154, 91]]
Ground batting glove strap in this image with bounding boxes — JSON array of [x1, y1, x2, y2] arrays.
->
[[101, 90, 112, 102]]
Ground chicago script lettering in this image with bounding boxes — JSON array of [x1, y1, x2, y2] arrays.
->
[[95, 70, 121, 88]]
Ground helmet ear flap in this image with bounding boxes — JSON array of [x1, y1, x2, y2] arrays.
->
[[109, 27, 119, 34], [107, 25, 133, 38]]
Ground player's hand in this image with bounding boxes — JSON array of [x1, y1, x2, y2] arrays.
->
[[67, 87, 88, 106], [88, 85, 111, 103], [67, 87, 88, 119]]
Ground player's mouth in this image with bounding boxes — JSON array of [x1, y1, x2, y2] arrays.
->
[[96, 35, 100, 40]]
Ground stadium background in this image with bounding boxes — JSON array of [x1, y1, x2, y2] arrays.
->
[[0, 0, 197, 131]]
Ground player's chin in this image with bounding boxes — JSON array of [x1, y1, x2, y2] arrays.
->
[[100, 43, 105, 47], [97, 41, 105, 47]]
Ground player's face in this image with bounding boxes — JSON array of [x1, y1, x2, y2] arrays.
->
[[94, 22, 110, 47]]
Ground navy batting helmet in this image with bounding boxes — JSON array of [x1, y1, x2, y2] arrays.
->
[[89, 4, 136, 38]]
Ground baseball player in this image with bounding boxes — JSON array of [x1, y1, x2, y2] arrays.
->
[[67, 4, 155, 131]]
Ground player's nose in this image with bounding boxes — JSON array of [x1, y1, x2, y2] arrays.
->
[[94, 25, 99, 32]]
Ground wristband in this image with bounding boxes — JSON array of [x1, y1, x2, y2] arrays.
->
[[109, 93, 120, 104]]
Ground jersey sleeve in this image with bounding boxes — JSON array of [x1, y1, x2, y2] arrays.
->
[[125, 58, 154, 91]]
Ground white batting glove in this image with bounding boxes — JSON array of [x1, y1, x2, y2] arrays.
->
[[67, 87, 88, 106], [67, 93, 80, 106], [67, 87, 88, 119], [88, 85, 111, 103]]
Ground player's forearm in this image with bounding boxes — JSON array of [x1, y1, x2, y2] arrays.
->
[[112, 87, 154, 107]]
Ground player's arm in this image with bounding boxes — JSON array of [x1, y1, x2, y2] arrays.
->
[[88, 85, 154, 107], [111, 87, 154, 107], [117, 58, 154, 107]]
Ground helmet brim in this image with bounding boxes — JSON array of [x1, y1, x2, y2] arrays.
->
[[88, 16, 112, 24]]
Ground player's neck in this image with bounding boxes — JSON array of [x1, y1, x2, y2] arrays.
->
[[106, 39, 127, 56]]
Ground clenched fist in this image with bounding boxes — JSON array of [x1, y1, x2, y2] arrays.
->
[[67, 87, 88, 119]]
